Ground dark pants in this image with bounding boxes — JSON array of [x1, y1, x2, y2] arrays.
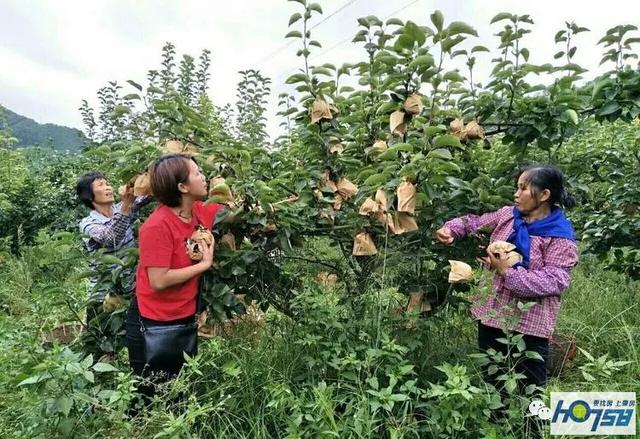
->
[[478, 322, 549, 388], [478, 322, 549, 438], [125, 299, 196, 402]]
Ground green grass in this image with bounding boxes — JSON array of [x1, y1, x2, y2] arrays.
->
[[0, 240, 638, 438]]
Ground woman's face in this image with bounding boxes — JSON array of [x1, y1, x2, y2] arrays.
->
[[181, 159, 208, 200], [91, 178, 114, 206], [514, 172, 549, 214]]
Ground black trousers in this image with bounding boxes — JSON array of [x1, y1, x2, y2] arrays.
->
[[125, 299, 196, 399], [478, 323, 549, 437], [477, 322, 549, 389]]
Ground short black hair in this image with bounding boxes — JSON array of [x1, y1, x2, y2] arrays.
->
[[76, 171, 106, 209], [519, 164, 576, 209]]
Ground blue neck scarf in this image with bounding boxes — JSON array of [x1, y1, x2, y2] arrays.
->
[[507, 206, 575, 268]]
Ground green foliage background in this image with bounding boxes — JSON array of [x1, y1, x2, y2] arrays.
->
[[0, 3, 639, 437]]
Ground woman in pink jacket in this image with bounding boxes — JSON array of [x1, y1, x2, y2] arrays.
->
[[436, 164, 578, 391]]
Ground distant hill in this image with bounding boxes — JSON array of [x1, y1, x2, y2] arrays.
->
[[3, 107, 87, 151]]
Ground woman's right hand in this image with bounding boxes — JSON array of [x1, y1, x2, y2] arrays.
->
[[199, 240, 215, 270], [435, 226, 454, 245]]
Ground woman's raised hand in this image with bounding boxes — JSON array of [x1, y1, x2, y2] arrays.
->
[[435, 226, 454, 245]]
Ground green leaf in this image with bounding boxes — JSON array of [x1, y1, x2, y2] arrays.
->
[[471, 45, 490, 53], [505, 378, 517, 392], [525, 351, 544, 361], [597, 101, 621, 116], [578, 347, 595, 362], [122, 93, 140, 101], [443, 70, 464, 82], [447, 21, 478, 37], [433, 134, 462, 148], [56, 397, 74, 416], [389, 143, 414, 153], [564, 109, 579, 125], [441, 35, 465, 52], [308, 3, 322, 13], [591, 78, 612, 99], [222, 361, 242, 377], [285, 30, 302, 39], [93, 362, 118, 372], [445, 177, 469, 189], [232, 265, 247, 276], [394, 34, 414, 50], [409, 54, 434, 68], [364, 173, 388, 187], [490, 13, 513, 24], [404, 21, 426, 46], [311, 67, 332, 76], [111, 105, 131, 117], [18, 372, 52, 386], [98, 254, 124, 266], [430, 10, 444, 32], [378, 149, 399, 160], [386, 18, 403, 27], [285, 73, 308, 84], [520, 48, 530, 62], [357, 17, 371, 28], [288, 12, 302, 26], [126, 80, 143, 91], [427, 148, 452, 160], [424, 125, 446, 137]]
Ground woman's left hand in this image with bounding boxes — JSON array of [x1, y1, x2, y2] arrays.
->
[[485, 248, 511, 276]]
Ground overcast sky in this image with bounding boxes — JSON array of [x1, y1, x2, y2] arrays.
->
[[1, 0, 638, 141]]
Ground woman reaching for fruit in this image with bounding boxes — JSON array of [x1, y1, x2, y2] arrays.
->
[[435, 164, 578, 393], [125, 153, 224, 397]]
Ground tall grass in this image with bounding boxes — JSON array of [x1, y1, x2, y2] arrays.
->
[[0, 239, 638, 437]]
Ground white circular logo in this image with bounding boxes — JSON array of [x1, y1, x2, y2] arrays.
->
[[528, 399, 546, 416]]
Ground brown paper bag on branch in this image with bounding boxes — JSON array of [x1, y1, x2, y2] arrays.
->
[[352, 231, 377, 256], [397, 182, 416, 214], [133, 172, 152, 196], [390, 111, 407, 136], [310, 97, 333, 124]]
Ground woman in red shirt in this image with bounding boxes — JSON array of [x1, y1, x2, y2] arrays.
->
[[125, 153, 223, 387]]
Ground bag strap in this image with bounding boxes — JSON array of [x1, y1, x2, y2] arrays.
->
[[193, 213, 210, 315]]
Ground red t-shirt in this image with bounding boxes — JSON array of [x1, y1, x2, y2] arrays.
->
[[136, 201, 224, 320]]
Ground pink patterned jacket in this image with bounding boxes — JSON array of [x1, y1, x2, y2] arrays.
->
[[444, 206, 579, 339]]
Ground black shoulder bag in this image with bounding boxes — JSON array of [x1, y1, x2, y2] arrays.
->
[[138, 218, 209, 374]]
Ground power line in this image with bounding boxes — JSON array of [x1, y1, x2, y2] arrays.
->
[[312, 0, 422, 60], [310, 0, 359, 30], [256, 0, 360, 67], [274, 0, 422, 81]]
